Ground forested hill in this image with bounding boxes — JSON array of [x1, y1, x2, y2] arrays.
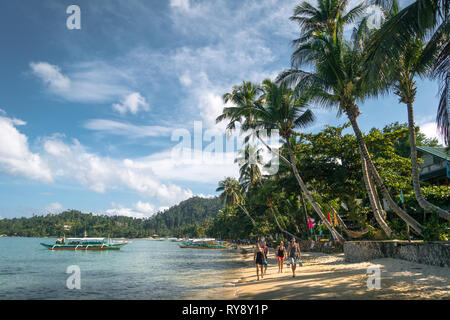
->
[[0, 196, 224, 238]]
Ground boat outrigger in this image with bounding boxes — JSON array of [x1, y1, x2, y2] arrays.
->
[[40, 237, 130, 251]]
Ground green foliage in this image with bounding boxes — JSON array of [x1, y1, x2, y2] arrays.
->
[[0, 197, 223, 238], [422, 214, 450, 242]]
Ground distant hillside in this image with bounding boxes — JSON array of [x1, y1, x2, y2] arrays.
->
[[144, 196, 224, 234], [0, 196, 223, 238]]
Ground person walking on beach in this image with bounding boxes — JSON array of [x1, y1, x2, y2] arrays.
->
[[287, 238, 302, 278], [254, 242, 265, 281], [263, 241, 269, 275], [276, 241, 286, 273]]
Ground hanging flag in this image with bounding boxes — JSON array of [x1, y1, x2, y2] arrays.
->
[[308, 216, 313, 230], [400, 189, 405, 204], [334, 212, 339, 227], [327, 211, 331, 223]]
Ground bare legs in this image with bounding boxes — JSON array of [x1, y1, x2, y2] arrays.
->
[[278, 258, 284, 273], [291, 262, 297, 277], [256, 264, 264, 280]]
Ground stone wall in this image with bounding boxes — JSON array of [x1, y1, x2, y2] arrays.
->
[[299, 240, 343, 254], [344, 241, 450, 267]]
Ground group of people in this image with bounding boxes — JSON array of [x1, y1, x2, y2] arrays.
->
[[253, 238, 302, 280]]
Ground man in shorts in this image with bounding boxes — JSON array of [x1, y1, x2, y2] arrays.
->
[[287, 238, 302, 278]]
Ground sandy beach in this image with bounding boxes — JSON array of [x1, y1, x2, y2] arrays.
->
[[219, 246, 450, 300]]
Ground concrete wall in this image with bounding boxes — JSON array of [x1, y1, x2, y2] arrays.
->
[[344, 241, 450, 267]]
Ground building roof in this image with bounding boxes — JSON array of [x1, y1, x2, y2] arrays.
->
[[417, 146, 449, 161]]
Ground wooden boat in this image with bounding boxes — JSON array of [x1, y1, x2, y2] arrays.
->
[[179, 239, 229, 249], [40, 237, 130, 251]]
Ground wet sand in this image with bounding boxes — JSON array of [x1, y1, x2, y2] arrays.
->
[[219, 246, 450, 300]]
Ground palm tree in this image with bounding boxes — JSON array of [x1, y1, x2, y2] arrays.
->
[[366, 0, 449, 146], [290, 0, 367, 47], [217, 80, 345, 241], [278, 3, 424, 235], [217, 81, 263, 133], [235, 145, 264, 191], [257, 79, 345, 242], [365, 0, 449, 220], [216, 177, 256, 226], [235, 143, 306, 240]]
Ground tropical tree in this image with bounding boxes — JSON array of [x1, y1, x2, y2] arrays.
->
[[235, 145, 264, 191], [364, 0, 449, 220], [290, 0, 367, 47], [217, 80, 345, 241], [278, 1, 423, 235], [256, 79, 345, 241], [366, 0, 449, 146], [216, 177, 256, 226]]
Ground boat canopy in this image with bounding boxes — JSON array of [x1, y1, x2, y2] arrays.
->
[[66, 238, 106, 242]]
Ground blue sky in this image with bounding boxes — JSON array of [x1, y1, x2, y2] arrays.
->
[[0, 0, 442, 219]]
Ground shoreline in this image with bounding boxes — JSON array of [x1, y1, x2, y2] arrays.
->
[[216, 245, 450, 300]]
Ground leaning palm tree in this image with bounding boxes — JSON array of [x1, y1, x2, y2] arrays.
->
[[216, 177, 256, 226], [365, 0, 450, 220], [366, 0, 449, 146], [256, 79, 345, 242], [278, 11, 423, 235], [217, 80, 345, 241]]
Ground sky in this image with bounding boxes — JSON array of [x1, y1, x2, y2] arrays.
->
[[0, 0, 443, 219]]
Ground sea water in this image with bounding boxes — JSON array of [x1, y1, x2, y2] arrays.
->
[[0, 238, 245, 300]]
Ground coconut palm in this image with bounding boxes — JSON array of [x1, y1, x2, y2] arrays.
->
[[366, 0, 449, 146], [235, 145, 302, 239], [365, 0, 450, 220], [217, 80, 345, 241], [290, 0, 367, 49], [217, 81, 263, 133], [235, 145, 264, 191], [216, 177, 256, 227], [256, 79, 345, 242], [278, 6, 423, 235]]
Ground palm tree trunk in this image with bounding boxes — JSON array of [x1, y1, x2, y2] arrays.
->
[[346, 107, 423, 235], [360, 154, 394, 237], [269, 206, 302, 241], [406, 102, 450, 220], [285, 141, 345, 242], [238, 204, 256, 227], [257, 136, 345, 242]]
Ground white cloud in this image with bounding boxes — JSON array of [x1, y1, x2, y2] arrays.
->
[[112, 92, 150, 115], [134, 201, 156, 214], [170, 0, 190, 10], [29, 62, 71, 92], [106, 201, 158, 218], [137, 147, 239, 184], [420, 121, 444, 145], [0, 116, 53, 182], [45, 202, 64, 213], [83, 119, 173, 138], [42, 136, 194, 205], [30, 61, 131, 103]]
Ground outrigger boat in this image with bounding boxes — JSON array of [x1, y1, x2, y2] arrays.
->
[[179, 238, 230, 249], [40, 237, 130, 251]]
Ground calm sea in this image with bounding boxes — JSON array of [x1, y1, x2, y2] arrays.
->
[[0, 238, 245, 300]]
